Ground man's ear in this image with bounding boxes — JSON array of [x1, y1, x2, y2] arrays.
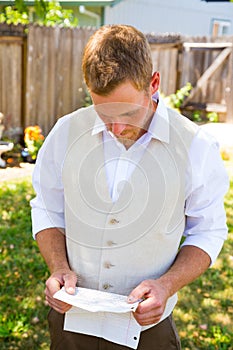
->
[[150, 72, 160, 94]]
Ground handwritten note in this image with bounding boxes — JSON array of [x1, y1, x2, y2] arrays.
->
[[53, 286, 140, 313]]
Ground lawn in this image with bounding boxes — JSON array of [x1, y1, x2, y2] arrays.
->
[[0, 164, 232, 350]]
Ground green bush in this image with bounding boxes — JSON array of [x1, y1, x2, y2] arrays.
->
[[0, 0, 78, 27], [163, 82, 192, 111]]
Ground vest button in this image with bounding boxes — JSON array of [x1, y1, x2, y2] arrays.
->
[[102, 283, 113, 290], [103, 261, 115, 269], [109, 218, 119, 224], [106, 240, 117, 246]]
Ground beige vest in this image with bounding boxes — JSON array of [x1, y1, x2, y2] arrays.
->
[[62, 105, 198, 320]]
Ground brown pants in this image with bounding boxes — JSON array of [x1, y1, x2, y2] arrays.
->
[[48, 309, 181, 350]]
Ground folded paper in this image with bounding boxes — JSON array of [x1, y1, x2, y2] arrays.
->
[[53, 287, 142, 349]]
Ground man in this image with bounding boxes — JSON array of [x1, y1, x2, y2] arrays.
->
[[31, 25, 228, 350]]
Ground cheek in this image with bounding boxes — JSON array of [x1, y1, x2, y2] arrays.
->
[[131, 114, 147, 129]]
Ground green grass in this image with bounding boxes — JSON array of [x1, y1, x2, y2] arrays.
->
[[0, 178, 49, 349], [174, 166, 233, 350], [0, 167, 232, 349]]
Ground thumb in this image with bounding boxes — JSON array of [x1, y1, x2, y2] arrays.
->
[[63, 272, 78, 295], [46, 275, 62, 296], [127, 283, 149, 303]]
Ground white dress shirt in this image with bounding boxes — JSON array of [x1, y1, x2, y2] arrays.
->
[[31, 94, 229, 265]]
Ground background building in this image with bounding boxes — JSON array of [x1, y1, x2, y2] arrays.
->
[[104, 0, 233, 36]]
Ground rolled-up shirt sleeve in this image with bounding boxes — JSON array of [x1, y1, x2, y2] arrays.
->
[[182, 128, 229, 265], [30, 115, 70, 239]]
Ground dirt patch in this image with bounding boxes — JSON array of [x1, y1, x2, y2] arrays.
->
[[0, 162, 35, 183]]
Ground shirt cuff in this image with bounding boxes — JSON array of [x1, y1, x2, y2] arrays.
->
[[31, 208, 65, 239], [181, 229, 227, 266]]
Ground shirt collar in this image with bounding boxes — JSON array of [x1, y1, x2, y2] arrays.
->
[[92, 114, 106, 135], [92, 92, 170, 143], [149, 92, 169, 143]]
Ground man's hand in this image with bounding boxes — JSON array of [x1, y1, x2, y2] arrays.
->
[[127, 279, 169, 326], [36, 228, 78, 313], [45, 269, 78, 314], [127, 247, 211, 326]]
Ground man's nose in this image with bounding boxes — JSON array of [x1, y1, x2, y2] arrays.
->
[[111, 122, 126, 136]]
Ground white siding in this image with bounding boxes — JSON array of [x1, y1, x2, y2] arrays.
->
[[105, 0, 233, 35]]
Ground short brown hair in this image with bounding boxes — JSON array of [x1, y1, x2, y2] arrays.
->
[[82, 25, 153, 95]]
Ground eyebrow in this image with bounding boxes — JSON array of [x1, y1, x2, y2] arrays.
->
[[97, 106, 141, 119]]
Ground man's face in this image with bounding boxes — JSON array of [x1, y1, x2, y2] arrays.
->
[[90, 80, 158, 147]]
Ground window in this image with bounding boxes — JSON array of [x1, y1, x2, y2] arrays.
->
[[211, 19, 231, 36]]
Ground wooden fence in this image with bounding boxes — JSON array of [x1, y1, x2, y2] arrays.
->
[[25, 25, 95, 135], [149, 35, 233, 123], [0, 24, 95, 137], [0, 24, 26, 136], [0, 24, 233, 139]]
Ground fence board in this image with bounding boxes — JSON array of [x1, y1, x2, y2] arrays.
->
[[150, 44, 179, 95], [0, 36, 23, 134], [25, 25, 60, 134], [47, 27, 58, 133], [225, 36, 233, 122], [178, 36, 233, 122], [25, 25, 95, 135], [183, 47, 232, 105]]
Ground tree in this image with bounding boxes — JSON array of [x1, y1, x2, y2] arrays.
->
[[0, 0, 78, 27]]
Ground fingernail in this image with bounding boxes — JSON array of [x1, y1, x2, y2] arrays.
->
[[127, 296, 136, 303], [67, 287, 75, 294]]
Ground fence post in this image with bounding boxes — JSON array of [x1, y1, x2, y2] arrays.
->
[[225, 38, 233, 123]]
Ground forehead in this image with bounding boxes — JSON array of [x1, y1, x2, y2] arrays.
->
[[91, 81, 148, 104], [91, 81, 150, 118], [94, 102, 145, 119]]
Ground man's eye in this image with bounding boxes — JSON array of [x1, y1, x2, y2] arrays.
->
[[124, 109, 141, 118]]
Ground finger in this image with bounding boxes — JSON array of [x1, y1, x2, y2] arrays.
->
[[127, 282, 151, 303], [45, 276, 62, 297], [133, 309, 163, 326], [135, 296, 162, 313], [132, 296, 164, 326], [135, 301, 164, 327], [49, 300, 71, 314], [45, 280, 71, 312], [64, 272, 78, 294], [134, 314, 161, 326], [46, 292, 72, 313]]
